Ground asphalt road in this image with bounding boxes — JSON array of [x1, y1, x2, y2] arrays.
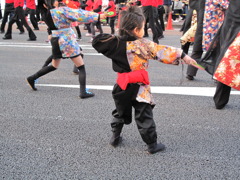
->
[[0, 24, 240, 179]]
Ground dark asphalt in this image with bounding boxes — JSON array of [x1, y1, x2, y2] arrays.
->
[[0, 23, 240, 180]]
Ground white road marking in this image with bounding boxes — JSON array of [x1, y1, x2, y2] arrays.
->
[[36, 84, 240, 97]]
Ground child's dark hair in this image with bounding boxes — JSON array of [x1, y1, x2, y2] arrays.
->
[[119, 6, 145, 37]]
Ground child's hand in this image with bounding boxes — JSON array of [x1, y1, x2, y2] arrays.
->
[[182, 55, 197, 65], [100, 14, 107, 20]]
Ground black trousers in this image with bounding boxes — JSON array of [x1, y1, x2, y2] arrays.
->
[[0, 3, 23, 32], [5, 6, 36, 39], [25, 8, 39, 30], [143, 6, 159, 44], [111, 84, 157, 145], [214, 81, 231, 109]]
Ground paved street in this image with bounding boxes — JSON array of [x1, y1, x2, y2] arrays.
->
[[0, 23, 240, 179]]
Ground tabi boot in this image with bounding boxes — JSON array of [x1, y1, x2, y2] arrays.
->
[[110, 124, 123, 147], [147, 142, 166, 154]]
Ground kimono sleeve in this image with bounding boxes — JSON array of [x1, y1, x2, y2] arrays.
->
[[63, 7, 99, 23], [146, 39, 183, 64]]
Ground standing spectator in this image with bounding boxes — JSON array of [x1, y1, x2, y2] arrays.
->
[[141, 0, 161, 44], [172, 0, 183, 22], [104, 0, 117, 34], [163, 0, 172, 22], [0, 0, 24, 33], [2, 0, 37, 40], [89, 0, 103, 42], [25, 0, 40, 30]]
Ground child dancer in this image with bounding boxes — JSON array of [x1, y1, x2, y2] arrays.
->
[[27, 0, 106, 98], [92, 6, 197, 154]]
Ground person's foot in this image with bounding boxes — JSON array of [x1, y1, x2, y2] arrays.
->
[[34, 28, 39, 30], [79, 91, 95, 99], [19, 31, 24, 34], [0, 30, 5, 34], [147, 142, 166, 154], [110, 136, 122, 147], [186, 75, 194, 80], [2, 35, 12, 40], [27, 38, 37, 41], [158, 35, 164, 39], [26, 77, 37, 91]]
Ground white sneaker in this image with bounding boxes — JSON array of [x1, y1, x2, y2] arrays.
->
[[85, 33, 92, 37]]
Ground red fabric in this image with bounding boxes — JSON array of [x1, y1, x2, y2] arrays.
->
[[85, 0, 93, 11], [117, 70, 150, 90], [6, 0, 14, 4], [26, 0, 36, 9], [14, 0, 24, 8], [141, 0, 154, 6], [108, 1, 116, 16], [92, 0, 102, 10]]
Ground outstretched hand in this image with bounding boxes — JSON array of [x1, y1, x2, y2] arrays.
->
[[182, 55, 197, 65], [99, 14, 107, 20], [182, 55, 205, 70]]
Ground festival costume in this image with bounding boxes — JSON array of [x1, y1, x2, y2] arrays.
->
[[200, 0, 240, 109], [92, 33, 183, 149], [27, 6, 100, 98]]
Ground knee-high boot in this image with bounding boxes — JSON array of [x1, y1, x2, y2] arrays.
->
[[27, 65, 56, 90], [110, 123, 123, 147], [42, 55, 53, 68], [77, 65, 95, 99]]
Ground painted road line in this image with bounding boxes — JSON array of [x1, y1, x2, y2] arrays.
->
[[35, 84, 240, 97]]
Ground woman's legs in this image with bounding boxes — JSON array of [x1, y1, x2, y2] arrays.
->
[[71, 55, 94, 98], [27, 59, 59, 90]]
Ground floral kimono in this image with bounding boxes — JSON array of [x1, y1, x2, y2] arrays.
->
[[49, 6, 99, 58], [92, 34, 183, 105], [202, 0, 229, 51]]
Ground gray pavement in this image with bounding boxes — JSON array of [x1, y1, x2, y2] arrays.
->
[[0, 23, 240, 180]]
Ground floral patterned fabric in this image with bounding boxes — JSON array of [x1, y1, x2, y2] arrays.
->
[[213, 32, 240, 90], [202, 0, 229, 51], [126, 38, 182, 104], [50, 6, 99, 58]]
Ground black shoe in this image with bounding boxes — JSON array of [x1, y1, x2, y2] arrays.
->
[[147, 142, 166, 154], [186, 75, 194, 80], [27, 38, 37, 41], [158, 35, 164, 39], [19, 31, 25, 34], [26, 77, 37, 91], [2, 35, 12, 40], [34, 28, 39, 30], [0, 30, 4, 34], [79, 91, 95, 99], [110, 136, 122, 147]]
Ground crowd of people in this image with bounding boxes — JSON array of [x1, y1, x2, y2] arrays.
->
[[0, 0, 239, 154]]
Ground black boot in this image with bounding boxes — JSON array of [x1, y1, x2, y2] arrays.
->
[[27, 65, 56, 90], [77, 65, 95, 99], [110, 123, 123, 147], [42, 55, 53, 68], [147, 142, 166, 154]]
